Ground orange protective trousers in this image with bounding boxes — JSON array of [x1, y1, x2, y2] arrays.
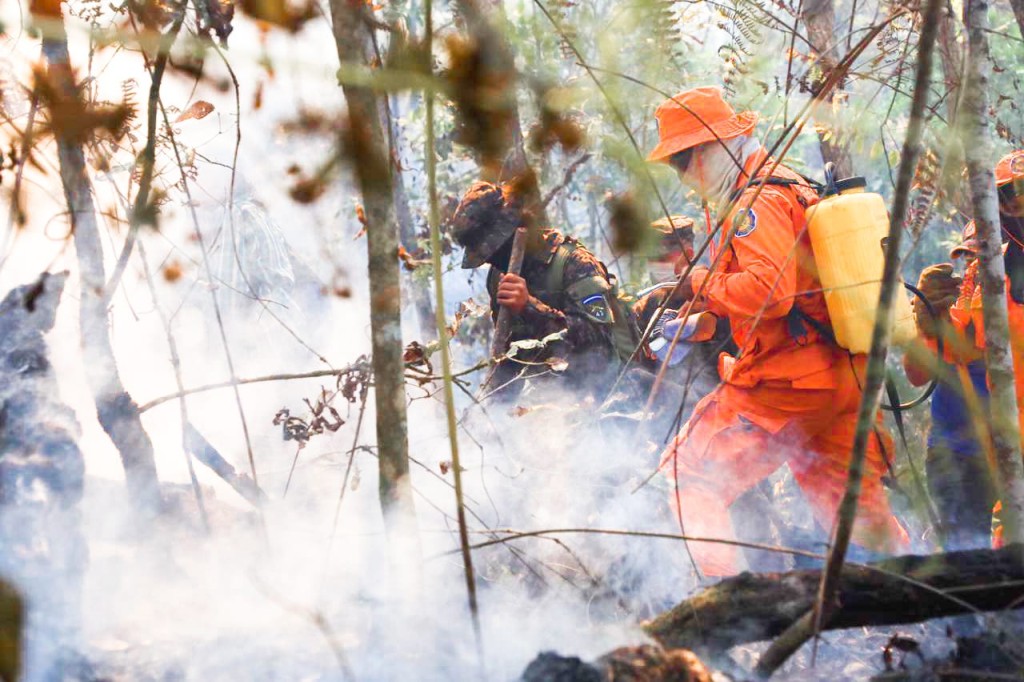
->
[[660, 355, 910, 577]]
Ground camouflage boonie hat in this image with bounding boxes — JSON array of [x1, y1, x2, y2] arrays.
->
[[450, 181, 520, 268]]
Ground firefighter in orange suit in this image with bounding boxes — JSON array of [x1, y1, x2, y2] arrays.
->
[[954, 150, 1024, 425], [649, 86, 909, 577], [948, 150, 1024, 548]]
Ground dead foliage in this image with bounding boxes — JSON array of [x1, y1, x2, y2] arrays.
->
[[125, 0, 185, 32], [237, 0, 317, 33], [442, 33, 516, 174], [882, 633, 925, 672], [402, 341, 431, 373], [198, 0, 235, 44], [161, 260, 183, 282], [174, 100, 215, 123], [528, 87, 585, 154], [273, 360, 372, 448], [397, 245, 429, 271], [288, 173, 329, 204], [447, 298, 489, 338], [32, 64, 134, 146], [522, 645, 713, 682], [606, 191, 648, 255], [29, 0, 63, 18]]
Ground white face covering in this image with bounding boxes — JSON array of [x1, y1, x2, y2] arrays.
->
[[679, 135, 761, 209], [648, 261, 678, 283]]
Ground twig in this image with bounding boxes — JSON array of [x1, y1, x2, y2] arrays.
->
[[138, 366, 356, 413], [154, 97, 265, 511], [251, 574, 356, 680], [137, 220, 210, 529], [104, 13, 184, 302], [540, 151, 592, 209], [211, 42, 332, 367], [323, 384, 370, 568], [436, 527, 825, 562], [0, 74, 39, 274], [425, 0, 484, 664]]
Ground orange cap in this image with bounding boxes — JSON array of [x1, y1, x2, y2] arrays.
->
[[647, 87, 758, 162], [994, 150, 1024, 187]]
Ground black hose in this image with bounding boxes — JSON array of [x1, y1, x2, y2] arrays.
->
[[880, 281, 941, 411]]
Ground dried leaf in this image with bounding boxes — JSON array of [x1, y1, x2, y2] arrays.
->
[[439, 461, 451, 475], [398, 245, 428, 271], [354, 204, 368, 239], [289, 175, 327, 204], [403, 341, 428, 365], [162, 260, 183, 283], [252, 81, 264, 110], [175, 100, 215, 123], [506, 330, 567, 358], [546, 357, 569, 372], [238, 0, 316, 32], [32, 65, 135, 145], [30, 0, 62, 18], [606, 192, 648, 255]]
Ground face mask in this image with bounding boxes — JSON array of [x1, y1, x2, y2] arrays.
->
[[680, 136, 760, 209], [648, 262, 678, 282]]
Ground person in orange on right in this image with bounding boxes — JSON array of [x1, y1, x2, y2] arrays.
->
[[946, 150, 1024, 548], [648, 86, 909, 577], [903, 222, 994, 550]]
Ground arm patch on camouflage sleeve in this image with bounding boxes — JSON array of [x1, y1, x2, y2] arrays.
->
[[566, 275, 614, 324], [580, 293, 613, 323]]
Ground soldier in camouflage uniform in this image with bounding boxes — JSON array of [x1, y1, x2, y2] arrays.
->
[[450, 181, 636, 398]]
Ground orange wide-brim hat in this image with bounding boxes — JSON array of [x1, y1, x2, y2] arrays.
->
[[995, 150, 1024, 187], [647, 86, 758, 162]]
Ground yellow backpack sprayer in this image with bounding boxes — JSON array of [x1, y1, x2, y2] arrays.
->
[[805, 173, 917, 354]]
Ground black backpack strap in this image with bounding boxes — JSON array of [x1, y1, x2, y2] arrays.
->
[[728, 176, 823, 205], [786, 304, 836, 346]]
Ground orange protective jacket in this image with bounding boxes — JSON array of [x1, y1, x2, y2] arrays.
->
[[951, 256, 1024, 423], [689, 149, 837, 389]]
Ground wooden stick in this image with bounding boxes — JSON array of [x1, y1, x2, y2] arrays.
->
[[481, 227, 529, 392]]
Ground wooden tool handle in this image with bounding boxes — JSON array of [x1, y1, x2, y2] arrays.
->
[[489, 227, 528, 360]]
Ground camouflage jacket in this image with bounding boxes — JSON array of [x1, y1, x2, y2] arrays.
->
[[486, 230, 628, 394]]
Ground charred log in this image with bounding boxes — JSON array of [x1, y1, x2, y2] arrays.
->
[[645, 545, 1024, 658], [521, 645, 713, 682]]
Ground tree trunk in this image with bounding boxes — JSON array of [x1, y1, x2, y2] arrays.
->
[[1009, 0, 1024, 41], [803, 0, 854, 177], [936, 2, 964, 122], [961, 0, 1024, 545], [328, 0, 417, 532], [935, 4, 974, 221], [382, 31, 436, 342], [40, 27, 162, 519], [645, 544, 1024, 657], [390, 116, 436, 344]]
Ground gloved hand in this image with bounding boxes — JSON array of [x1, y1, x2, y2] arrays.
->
[[676, 265, 709, 301], [914, 263, 962, 337]]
